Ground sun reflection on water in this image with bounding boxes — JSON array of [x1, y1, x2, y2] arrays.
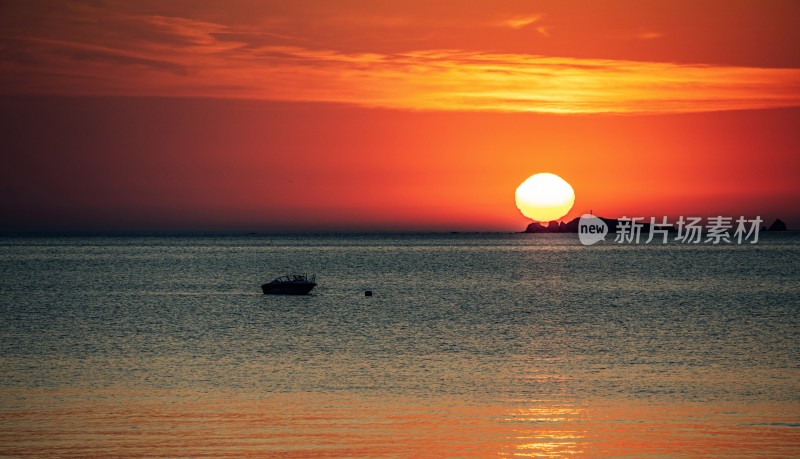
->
[[2, 389, 799, 457], [499, 403, 586, 458]]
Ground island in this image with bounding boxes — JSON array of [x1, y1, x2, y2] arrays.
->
[[524, 216, 788, 233]]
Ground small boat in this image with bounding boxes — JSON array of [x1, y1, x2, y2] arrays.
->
[[261, 274, 316, 295]]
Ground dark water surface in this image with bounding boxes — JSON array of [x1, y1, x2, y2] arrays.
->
[[1, 233, 798, 457]]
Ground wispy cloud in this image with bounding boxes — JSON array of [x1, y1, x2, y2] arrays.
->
[[498, 14, 543, 30], [536, 25, 552, 37], [1, 7, 799, 115], [636, 31, 664, 40]]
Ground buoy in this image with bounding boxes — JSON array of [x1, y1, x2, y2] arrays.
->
[[365, 290, 373, 296]]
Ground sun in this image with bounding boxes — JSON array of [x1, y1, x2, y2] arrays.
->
[[515, 173, 575, 222]]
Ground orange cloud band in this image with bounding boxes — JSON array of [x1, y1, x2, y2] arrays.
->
[[2, 15, 799, 114]]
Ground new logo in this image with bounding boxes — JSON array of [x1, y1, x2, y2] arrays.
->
[[578, 214, 608, 245]]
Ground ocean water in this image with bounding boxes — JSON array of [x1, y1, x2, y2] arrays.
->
[[0, 233, 798, 458]]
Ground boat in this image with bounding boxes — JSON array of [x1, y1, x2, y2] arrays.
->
[[261, 274, 316, 295]]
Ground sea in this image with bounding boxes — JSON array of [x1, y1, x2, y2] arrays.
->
[[0, 233, 798, 458]]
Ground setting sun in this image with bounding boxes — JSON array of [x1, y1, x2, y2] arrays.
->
[[515, 173, 575, 222]]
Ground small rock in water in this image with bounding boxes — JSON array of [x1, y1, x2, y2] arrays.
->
[[365, 290, 373, 296]]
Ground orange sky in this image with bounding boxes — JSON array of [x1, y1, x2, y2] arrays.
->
[[1, 0, 799, 230]]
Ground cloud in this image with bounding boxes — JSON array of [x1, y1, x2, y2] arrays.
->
[[498, 14, 543, 29], [1, 5, 799, 115], [536, 26, 552, 37], [636, 31, 664, 40]]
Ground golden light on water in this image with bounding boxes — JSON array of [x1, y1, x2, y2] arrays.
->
[[2, 389, 798, 457]]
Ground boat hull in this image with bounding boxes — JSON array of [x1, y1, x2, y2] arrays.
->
[[261, 282, 316, 295]]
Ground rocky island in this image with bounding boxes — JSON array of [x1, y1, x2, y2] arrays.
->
[[524, 216, 788, 233]]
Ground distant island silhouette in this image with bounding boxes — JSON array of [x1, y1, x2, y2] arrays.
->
[[524, 216, 788, 233], [768, 218, 787, 231]]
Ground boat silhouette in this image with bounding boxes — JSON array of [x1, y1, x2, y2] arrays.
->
[[261, 274, 316, 295]]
